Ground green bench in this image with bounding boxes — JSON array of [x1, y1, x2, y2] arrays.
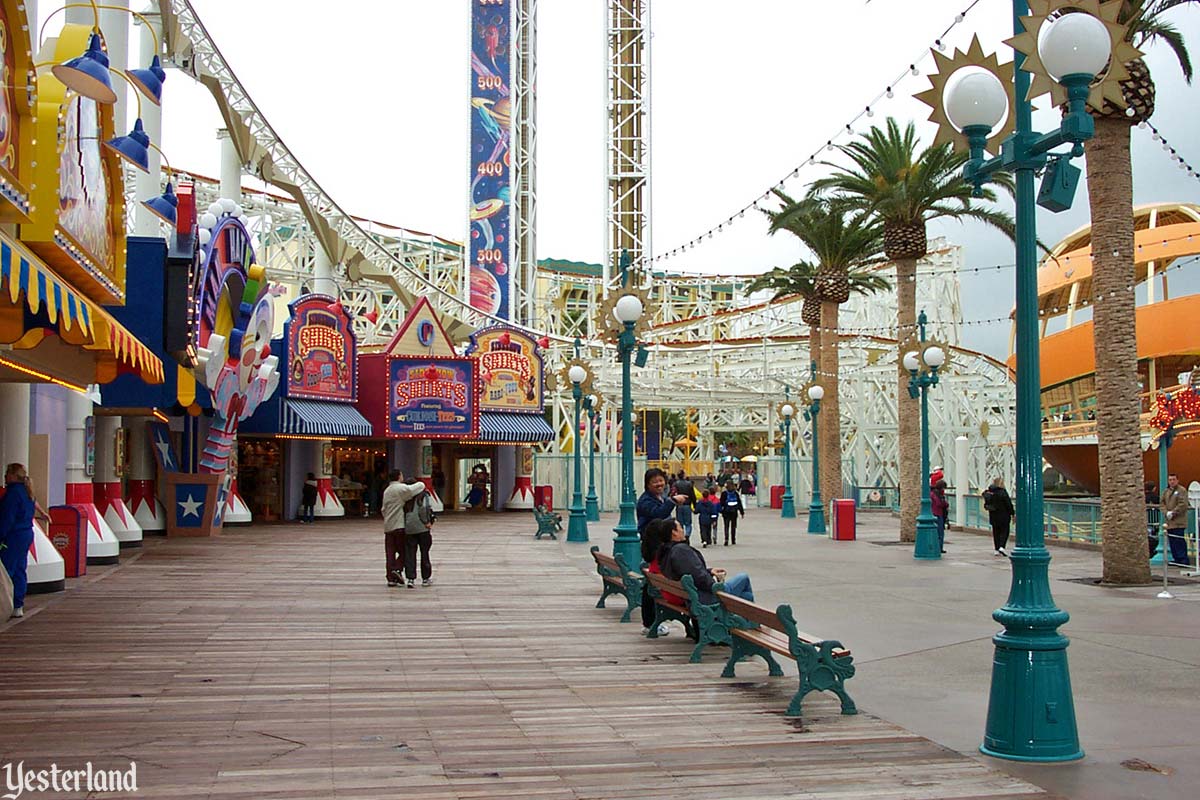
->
[[589, 547, 642, 623], [641, 568, 732, 663], [716, 591, 857, 717], [533, 505, 562, 539]]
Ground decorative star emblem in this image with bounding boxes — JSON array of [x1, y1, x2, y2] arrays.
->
[[178, 494, 203, 519]]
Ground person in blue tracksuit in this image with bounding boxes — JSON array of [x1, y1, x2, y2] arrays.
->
[[1, 463, 39, 619]]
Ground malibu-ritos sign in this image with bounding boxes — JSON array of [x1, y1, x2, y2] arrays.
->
[[284, 294, 357, 402], [387, 357, 478, 439], [464, 326, 544, 414]]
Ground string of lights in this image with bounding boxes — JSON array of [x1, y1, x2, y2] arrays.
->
[[643, 1, 986, 270], [1137, 120, 1200, 185]]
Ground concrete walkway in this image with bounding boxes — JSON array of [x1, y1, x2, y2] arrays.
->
[[557, 507, 1199, 800]]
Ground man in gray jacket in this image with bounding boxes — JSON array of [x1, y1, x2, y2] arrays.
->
[[381, 471, 430, 586], [1162, 473, 1192, 567]]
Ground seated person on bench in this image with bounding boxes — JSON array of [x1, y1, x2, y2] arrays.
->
[[659, 518, 754, 603]]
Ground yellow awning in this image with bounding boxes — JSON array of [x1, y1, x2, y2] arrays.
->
[[0, 231, 163, 384]]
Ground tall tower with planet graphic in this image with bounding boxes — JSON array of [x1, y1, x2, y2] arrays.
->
[[468, 0, 516, 320]]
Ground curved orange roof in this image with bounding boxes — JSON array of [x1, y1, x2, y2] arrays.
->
[[1036, 203, 1200, 318]]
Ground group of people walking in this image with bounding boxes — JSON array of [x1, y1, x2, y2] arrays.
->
[[635, 467, 755, 637], [381, 471, 438, 588]]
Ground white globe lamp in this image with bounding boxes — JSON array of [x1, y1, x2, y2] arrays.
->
[[613, 294, 644, 323], [1039, 12, 1112, 82], [568, 365, 587, 385], [807, 385, 824, 402], [903, 351, 921, 372], [945, 70, 1009, 132], [781, 403, 795, 418], [924, 346, 947, 369]]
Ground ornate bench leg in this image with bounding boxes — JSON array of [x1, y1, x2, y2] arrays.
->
[[620, 589, 639, 623], [721, 636, 752, 678], [763, 652, 784, 677]]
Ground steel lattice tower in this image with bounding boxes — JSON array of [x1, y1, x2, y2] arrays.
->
[[606, 0, 650, 285]]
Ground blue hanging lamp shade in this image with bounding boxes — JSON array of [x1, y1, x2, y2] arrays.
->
[[104, 118, 151, 173], [51, 32, 118, 105], [126, 55, 166, 106], [142, 181, 177, 225]]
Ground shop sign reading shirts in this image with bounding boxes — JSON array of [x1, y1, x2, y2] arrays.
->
[[387, 357, 479, 439]]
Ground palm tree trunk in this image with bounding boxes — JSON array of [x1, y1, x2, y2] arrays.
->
[[1086, 116, 1152, 585], [820, 300, 841, 508], [896, 258, 920, 541]]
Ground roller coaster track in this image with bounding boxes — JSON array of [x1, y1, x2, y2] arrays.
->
[[155, 0, 522, 341]]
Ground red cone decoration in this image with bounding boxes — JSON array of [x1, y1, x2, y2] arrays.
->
[[537, 336, 550, 349], [364, 309, 379, 324]]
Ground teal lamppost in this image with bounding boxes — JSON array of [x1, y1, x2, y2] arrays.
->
[[584, 393, 601, 522], [611, 293, 645, 570], [780, 392, 796, 519], [566, 362, 590, 542], [918, 3, 1124, 763], [804, 381, 826, 534], [905, 311, 945, 561]]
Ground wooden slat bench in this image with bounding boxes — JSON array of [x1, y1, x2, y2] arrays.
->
[[642, 568, 731, 662], [589, 546, 642, 623], [716, 591, 857, 717], [533, 505, 562, 539]]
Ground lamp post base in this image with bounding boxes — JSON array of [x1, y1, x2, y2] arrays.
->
[[914, 515, 942, 560], [807, 501, 826, 534], [585, 494, 600, 522], [781, 493, 796, 519], [566, 507, 589, 542], [981, 635, 1083, 762]]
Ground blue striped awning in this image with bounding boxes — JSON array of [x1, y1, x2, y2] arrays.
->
[[283, 399, 373, 437], [478, 411, 555, 443]]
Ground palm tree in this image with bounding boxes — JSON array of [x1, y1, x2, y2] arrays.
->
[[760, 193, 886, 507], [1080, 1, 1196, 584], [811, 118, 1014, 541]]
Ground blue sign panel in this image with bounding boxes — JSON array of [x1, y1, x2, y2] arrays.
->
[[387, 357, 479, 439], [174, 483, 207, 528], [469, 0, 513, 319]]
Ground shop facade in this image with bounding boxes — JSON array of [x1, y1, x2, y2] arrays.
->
[[239, 293, 372, 520], [0, 11, 165, 591]]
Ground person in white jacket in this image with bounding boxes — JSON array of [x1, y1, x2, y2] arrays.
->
[[381, 471, 429, 586]]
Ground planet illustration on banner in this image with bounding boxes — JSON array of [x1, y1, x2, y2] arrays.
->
[[471, 198, 505, 220], [497, 185, 511, 203], [470, 267, 502, 315]]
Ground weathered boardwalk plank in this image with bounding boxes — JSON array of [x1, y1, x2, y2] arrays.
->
[[0, 513, 1047, 799]]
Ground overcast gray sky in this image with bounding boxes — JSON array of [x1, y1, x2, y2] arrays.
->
[[39, 1, 1200, 358]]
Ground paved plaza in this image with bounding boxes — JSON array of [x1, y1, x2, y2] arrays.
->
[[2, 508, 1196, 800]]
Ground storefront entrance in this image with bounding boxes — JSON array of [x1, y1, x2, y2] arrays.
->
[[238, 438, 283, 521], [330, 442, 388, 516]]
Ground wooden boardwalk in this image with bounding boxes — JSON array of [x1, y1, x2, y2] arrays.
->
[[0, 513, 1048, 799]]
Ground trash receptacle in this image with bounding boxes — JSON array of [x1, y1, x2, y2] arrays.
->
[[770, 485, 785, 509], [830, 499, 856, 541], [534, 485, 553, 512], [49, 505, 88, 577]]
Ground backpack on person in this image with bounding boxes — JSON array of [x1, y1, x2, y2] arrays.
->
[[403, 492, 434, 535]]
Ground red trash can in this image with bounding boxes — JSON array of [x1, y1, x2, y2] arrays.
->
[[49, 505, 88, 577], [831, 499, 856, 541], [769, 485, 785, 509], [534, 485, 553, 512]]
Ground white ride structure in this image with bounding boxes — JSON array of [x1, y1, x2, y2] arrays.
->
[[135, 0, 1014, 504]]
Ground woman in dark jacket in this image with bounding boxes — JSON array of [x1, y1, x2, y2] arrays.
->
[[718, 482, 744, 545], [982, 477, 1015, 556], [659, 519, 754, 603], [639, 518, 675, 633], [1, 463, 38, 618]]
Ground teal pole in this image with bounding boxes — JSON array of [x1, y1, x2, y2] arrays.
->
[[806, 367, 826, 534], [1149, 440, 1169, 565], [585, 400, 600, 521], [782, 387, 796, 519], [912, 311, 942, 560], [612, 319, 641, 569], [567, 378, 589, 542], [977, 0, 1083, 762]]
